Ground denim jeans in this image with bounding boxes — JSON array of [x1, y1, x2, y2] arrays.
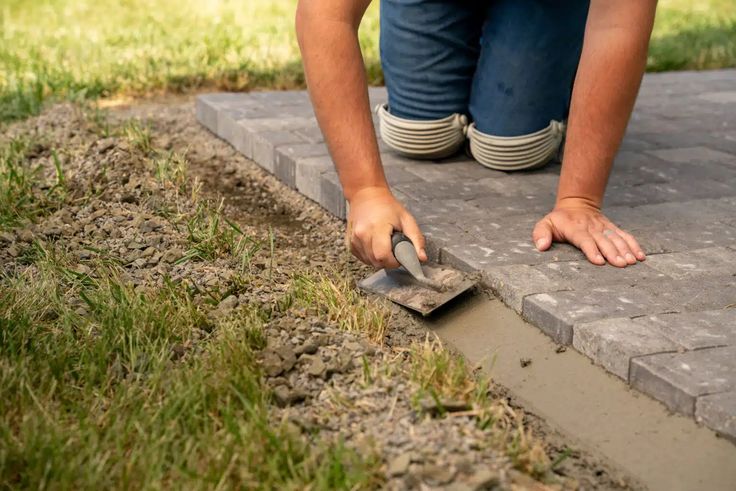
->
[[379, 0, 590, 137]]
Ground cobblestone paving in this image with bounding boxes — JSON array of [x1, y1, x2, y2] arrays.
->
[[197, 69, 736, 440]]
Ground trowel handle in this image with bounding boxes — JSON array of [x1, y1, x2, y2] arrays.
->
[[391, 231, 412, 255]]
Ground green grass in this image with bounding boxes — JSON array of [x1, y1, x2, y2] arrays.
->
[[1, 0, 733, 123], [0, 110, 386, 489], [648, 0, 736, 72], [0, 136, 66, 230], [0, 251, 381, 489]]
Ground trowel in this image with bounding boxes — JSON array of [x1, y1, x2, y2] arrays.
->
[[358, 232, 476, 316]]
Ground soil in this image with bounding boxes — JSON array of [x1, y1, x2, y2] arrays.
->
[[1, 96, 631, 490]]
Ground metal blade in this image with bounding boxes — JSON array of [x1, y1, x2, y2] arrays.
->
[[358, 264, 475, 316]]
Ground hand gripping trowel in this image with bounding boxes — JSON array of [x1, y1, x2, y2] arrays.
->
[[357, 231, 476, 315]]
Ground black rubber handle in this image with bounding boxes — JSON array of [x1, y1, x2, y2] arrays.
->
[[391, 231, 412, 254]]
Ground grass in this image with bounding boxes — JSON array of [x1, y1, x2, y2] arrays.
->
[[1, 0, 734, 123], [0, 136, 66, 230], [288, 272, 391, 343], [647, 0, 736, 72], [0, 250, 381, 489], [0, 110, 385, 489]]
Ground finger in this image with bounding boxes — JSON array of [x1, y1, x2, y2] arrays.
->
[[350, 237, 370, 266], [400, 213, 427, 262], [352, 225, 377, 268], [615, 228, 646, 261], [592, 231, 627, 267], [372, 225, 400, 269], [532, 219, 554, 251], [604, 229, 637, 265], [569, 232, 605, 265]]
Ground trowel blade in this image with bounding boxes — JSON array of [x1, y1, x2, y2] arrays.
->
[[358, 264, 475, 316]]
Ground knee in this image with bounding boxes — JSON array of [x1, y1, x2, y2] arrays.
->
[[467, 120, 565, 171], [376, 104, 467, 160]]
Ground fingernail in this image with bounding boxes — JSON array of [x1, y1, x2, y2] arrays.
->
[[616, 255, 624, 264], [638, 251, 646, 259], [625, 253, 636, 262], [596, 254, 604, 263], [536, 239, 546, 249]]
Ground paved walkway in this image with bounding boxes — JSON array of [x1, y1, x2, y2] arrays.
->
[[196, 69, 736, 440]]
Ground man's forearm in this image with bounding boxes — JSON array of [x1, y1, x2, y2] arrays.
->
[[296, 0, 387, 202], [557, 0, 657, 208]]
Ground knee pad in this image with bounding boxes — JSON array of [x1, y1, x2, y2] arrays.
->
[[467, 120, 565, 171], [376, 104, 467, 160]]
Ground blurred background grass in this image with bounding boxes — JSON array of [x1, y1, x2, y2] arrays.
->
[[1, 0, 734, 123]]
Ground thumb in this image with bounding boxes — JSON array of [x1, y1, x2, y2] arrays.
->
[[400, 213, 427, 262], [532, 219, 554, 251]]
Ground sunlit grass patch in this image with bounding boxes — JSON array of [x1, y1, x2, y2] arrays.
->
[[178, 200, 262, 266], [121, 119, 154, 156], [0, 136, 66, 230], [287, 272, 391, 343], [2, 0, 732, 122], [151, 150, 189, 191], [648, 0, 736, 71], [0, 250, 381, 489]]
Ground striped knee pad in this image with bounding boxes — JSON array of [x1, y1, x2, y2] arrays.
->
[[466, 120, 565, 171], [375, 104, 467, 160]]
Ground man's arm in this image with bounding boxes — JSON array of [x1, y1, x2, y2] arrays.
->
[[533, 0, 657, 267], [296, 0, 426, 268]]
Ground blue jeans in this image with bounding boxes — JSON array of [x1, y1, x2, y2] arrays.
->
[[380, 0, 590, 137]]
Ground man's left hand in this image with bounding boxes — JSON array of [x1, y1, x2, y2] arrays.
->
[[532, 198, 646, 268]]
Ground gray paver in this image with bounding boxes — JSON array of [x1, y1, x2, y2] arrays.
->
[[630, 346, 736, 415], [419, 222, 472, 263], [295, 156, 334, 202], [483, 264, 570, 313], [696, 392, 736, 441], [604, 178, 736, 208], [534, 260, 670, 291], [251, 131, 305, 173], [523, 288, 678, 345], [625, 222, 736, 254], [403, 158, 502, 183], [394, 180, 495, 202], [293, 126, 325, 143], [195, 97, 219, 133], [649, 146, 736, 166], [196, 69, 736, 437], [699, 91, 736, 104], [274, 143, 330, 188], [320, 171, 347, 220], [573, 317, 679, 380], [633, 310, 736, 350], [410, 199, 491, 227], [644, 247, 736, 279]]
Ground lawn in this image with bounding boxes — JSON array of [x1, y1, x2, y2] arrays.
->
[[1, 0, 735, 123]]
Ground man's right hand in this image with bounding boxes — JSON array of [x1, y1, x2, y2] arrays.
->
[[347, 186, 427, 269]]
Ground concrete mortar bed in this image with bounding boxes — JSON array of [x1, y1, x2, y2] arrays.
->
[[196, 69, 736, 441]]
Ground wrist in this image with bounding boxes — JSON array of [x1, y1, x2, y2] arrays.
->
[[346, 184, 392, 204], [555, 195, 602, 211]]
